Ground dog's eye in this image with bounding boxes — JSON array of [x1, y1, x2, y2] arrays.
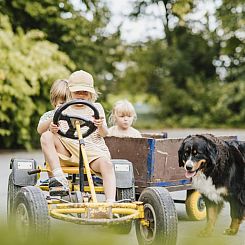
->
[[192, 150, 198, 155], [184, 152, 189, 157]]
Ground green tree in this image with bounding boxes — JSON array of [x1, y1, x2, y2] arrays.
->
[[0, 0, 124, 96], [215, 0, 245, 81], [119, 28, 218, 121], [120, 0, 245, 128], [0, 15, 74, 149], [130, 0, 193, 45]]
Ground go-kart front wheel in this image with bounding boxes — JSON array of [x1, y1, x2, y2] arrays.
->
[[12, 186, 50, 240], [136, 187, 178, 245]]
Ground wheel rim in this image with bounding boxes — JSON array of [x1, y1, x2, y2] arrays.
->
[[16, 203, 30, 237], [139, 203, 157, 243], [197, 196, 205, 211]]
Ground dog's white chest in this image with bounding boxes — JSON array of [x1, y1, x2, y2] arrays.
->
[[192, 173, 226, 203]]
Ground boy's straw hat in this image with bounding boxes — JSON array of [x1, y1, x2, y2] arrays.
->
[[68, 70, 96, 94]]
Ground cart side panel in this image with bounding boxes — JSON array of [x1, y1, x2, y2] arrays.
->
[[105, 137, 152, 192], [154, 138, 185, 181]]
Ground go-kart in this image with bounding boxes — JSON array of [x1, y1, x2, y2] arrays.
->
[[7, 99, 178, 245]]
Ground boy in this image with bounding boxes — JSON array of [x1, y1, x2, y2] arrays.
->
[[39, 70, 116, 202]]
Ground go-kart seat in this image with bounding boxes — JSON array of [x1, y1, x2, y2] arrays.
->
[[61, 165, 99, 176], [43, 163, 103, 192], [61, 166, 79, 174], [45, 162, 97, 175]]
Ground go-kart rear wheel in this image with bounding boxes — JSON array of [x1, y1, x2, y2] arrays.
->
[[136, 187, 178, 245], [13, 186, 50, 240], [185, 190, 206, 221], [7, 173, 21, 221]]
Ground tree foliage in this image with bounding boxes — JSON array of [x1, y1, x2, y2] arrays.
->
[[215, 0, 245, 81], [0, 15, 74, 149], [118, 0, 245, 128], [0, 0, 124, 96], [119, 27, 219, 125]]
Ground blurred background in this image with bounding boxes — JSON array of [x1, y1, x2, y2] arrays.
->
[[0, 0, 244, 149]]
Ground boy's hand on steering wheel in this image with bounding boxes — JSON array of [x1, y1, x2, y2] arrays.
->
[[49, 122, 60, 133], [92, 116, 104, 129]]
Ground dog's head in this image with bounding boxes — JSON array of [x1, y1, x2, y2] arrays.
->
[[178, 134, 217, 178]]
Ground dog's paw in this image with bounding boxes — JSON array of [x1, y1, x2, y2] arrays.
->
[[223, 228, 238, 236], [198, 228, 213, 237]]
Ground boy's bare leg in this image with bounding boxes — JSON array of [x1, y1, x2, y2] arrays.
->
[[90, 158, 116, 202], [40, 131, 72, 195], [40, 131, 70, 171]]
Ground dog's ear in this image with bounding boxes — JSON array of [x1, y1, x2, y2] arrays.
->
[[178, 135, 191, 167], [178, 140, 185, 167], [206, 140, 217, 165]]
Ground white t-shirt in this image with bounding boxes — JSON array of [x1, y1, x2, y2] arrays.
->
[[108, 126, 142, 138], [39, 110, 55, 124]]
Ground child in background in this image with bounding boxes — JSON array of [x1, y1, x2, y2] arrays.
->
[[108, 99, 142, 138], [39, 70, 116, 202], [37, 79, 70, 134]]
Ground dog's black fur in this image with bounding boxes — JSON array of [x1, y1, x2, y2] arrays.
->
[[178, 134, 245, 236]]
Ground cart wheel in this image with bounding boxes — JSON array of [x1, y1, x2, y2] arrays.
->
[[110, 187, 135, 235], [185, 190, 206, 221], [13, 186, 50, 240], [7, 173, 21, 221], [136, 187, 178, 245]]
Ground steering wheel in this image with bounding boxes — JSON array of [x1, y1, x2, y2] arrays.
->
[[53, 99, 100, 139]]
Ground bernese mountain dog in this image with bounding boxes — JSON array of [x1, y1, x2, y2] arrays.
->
[[178, 134, 245, 236]]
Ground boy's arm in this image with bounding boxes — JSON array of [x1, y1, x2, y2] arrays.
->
[[37, 118, 52, 135], [37, 111, 54, 135], [93, 103, 109, 137], [94, 118, 109, 137]]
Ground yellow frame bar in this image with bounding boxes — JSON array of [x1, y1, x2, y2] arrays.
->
[[75, 121, 97, 203], [49, 201, 145, 225]]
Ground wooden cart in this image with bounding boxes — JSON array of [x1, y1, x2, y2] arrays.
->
[[105, 134, 236, 221]]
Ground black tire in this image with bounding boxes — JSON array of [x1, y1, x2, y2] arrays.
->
[[12, 186, 50, 240], [185, 190, 206, 221], [7, 173, 21, 221], [135, 187, 178, 245]]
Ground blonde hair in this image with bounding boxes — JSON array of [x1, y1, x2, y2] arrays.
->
[[88, 92, 99, 103], [50, 79, 70, 107], [109, 99, 137, 126]]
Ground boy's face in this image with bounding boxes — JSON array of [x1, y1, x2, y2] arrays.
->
[[115, 113, 134, 130], [71, 91, 91, 101], [55, 99, 66, 108]]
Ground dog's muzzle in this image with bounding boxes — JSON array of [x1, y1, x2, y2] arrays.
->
[[184, 159, 206, 178]]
